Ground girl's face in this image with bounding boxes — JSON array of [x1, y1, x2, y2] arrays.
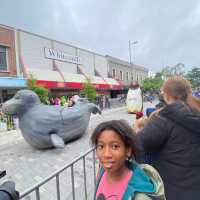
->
[[96, 130, 131, 173]]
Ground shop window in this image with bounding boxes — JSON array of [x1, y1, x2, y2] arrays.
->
[[77, 66, 81, 74], [131, 73, 133, 80], [112, 68, 116, 78], [94, 68, 100, 77], [120, 70, 123, 80], [0, 46, 8, 71], [126, 72, 129, 80]]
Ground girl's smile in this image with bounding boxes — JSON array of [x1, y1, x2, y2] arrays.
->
[[101, 161, 114, 169]]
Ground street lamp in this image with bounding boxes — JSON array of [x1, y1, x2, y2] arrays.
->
[[129, 40, 138, 64]]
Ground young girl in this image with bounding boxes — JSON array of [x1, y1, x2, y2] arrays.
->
[[91, 120, 165, 200]]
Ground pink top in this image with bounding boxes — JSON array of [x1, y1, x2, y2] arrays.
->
[[96, 170, 133, 200]]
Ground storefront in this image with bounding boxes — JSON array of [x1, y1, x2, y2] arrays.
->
[[29, 68, 122, 97], [0, 24, 148, 99], [0, 77, 26, 102], [0, 25, 27, 102], [17, 29, 123, 97]]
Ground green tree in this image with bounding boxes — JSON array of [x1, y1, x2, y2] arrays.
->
[[141, 75, 163, 93], [80, 80, 97, 102], [27, 74, 49, 104], [185, 67, 200, 88]]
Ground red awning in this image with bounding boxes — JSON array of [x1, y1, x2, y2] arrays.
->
[[29, 69, 123, 90], [36, 80, 122, 90]]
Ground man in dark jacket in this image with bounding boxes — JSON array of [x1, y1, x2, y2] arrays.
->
[[137, 101, 200, 200]]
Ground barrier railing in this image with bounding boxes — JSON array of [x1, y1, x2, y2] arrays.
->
[[20, 147, 97, 200], [0, 115, 16, 131]]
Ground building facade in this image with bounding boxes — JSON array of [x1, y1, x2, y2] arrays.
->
[[0, 24, 148, 100], [106, 55, 148, 97], [0, 25, 26, 102]]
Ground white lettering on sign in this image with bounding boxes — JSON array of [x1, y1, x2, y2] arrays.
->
[[44, 47, 81, 65]]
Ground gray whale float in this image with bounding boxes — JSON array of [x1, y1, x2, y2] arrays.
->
[[2, 90, 101, 149]]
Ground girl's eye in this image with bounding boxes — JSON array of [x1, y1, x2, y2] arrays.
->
[[96, 144, 103, 150], [112, 144, 120, 150]]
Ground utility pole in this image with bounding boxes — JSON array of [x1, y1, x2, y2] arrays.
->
[[129, 40, 132, 64], [129, 40, 138, 64]]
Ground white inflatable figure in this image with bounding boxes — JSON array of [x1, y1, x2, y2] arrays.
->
[[126, 81, 143, 113]]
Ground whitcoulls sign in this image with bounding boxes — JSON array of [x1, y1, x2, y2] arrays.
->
[[44, 47, 82, 65]]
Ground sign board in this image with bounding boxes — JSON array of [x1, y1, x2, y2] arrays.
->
[[44, 47, 81, 65]]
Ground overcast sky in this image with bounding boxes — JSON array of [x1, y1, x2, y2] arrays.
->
[[1, 0, 200, 72]]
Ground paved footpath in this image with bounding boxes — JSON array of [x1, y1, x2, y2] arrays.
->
[[0, 102, 156, 200]]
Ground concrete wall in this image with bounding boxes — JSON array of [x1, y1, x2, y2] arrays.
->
[[53, 41, 77, 74], [107, 56, 148, 86], [18, 30, 109, 78], [77, 49, 94, 76], [16, 28, 147, 83], [109, 62, 132, 84], [19, 31, 52, 71], [94, 54, 108, 77]]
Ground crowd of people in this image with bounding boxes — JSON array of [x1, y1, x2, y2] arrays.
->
[[48, 94, 80, 107], [193, 87, 200, 98], [1, 76, 200, 200], [95, 95, 110, 110], [48, 94, 111, 110]]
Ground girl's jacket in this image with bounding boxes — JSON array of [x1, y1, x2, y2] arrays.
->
[[94, 162, 166, 200]]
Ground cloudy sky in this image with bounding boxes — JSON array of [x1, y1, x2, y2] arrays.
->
[[1, 0, 200, 72]]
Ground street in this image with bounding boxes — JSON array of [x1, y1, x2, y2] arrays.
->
[[0, 101, 156, 200]]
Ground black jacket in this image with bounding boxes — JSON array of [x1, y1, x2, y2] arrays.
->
[[138, 101, 200, 200]]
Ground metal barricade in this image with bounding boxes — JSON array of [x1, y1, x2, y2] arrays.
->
[[0, 115, 16, 131], [6, 115, 15, 130], [20, 148, 97, 200]]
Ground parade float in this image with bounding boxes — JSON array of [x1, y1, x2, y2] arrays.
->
[[2, 90, 101, 149], [126, 81, 143, 113]]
